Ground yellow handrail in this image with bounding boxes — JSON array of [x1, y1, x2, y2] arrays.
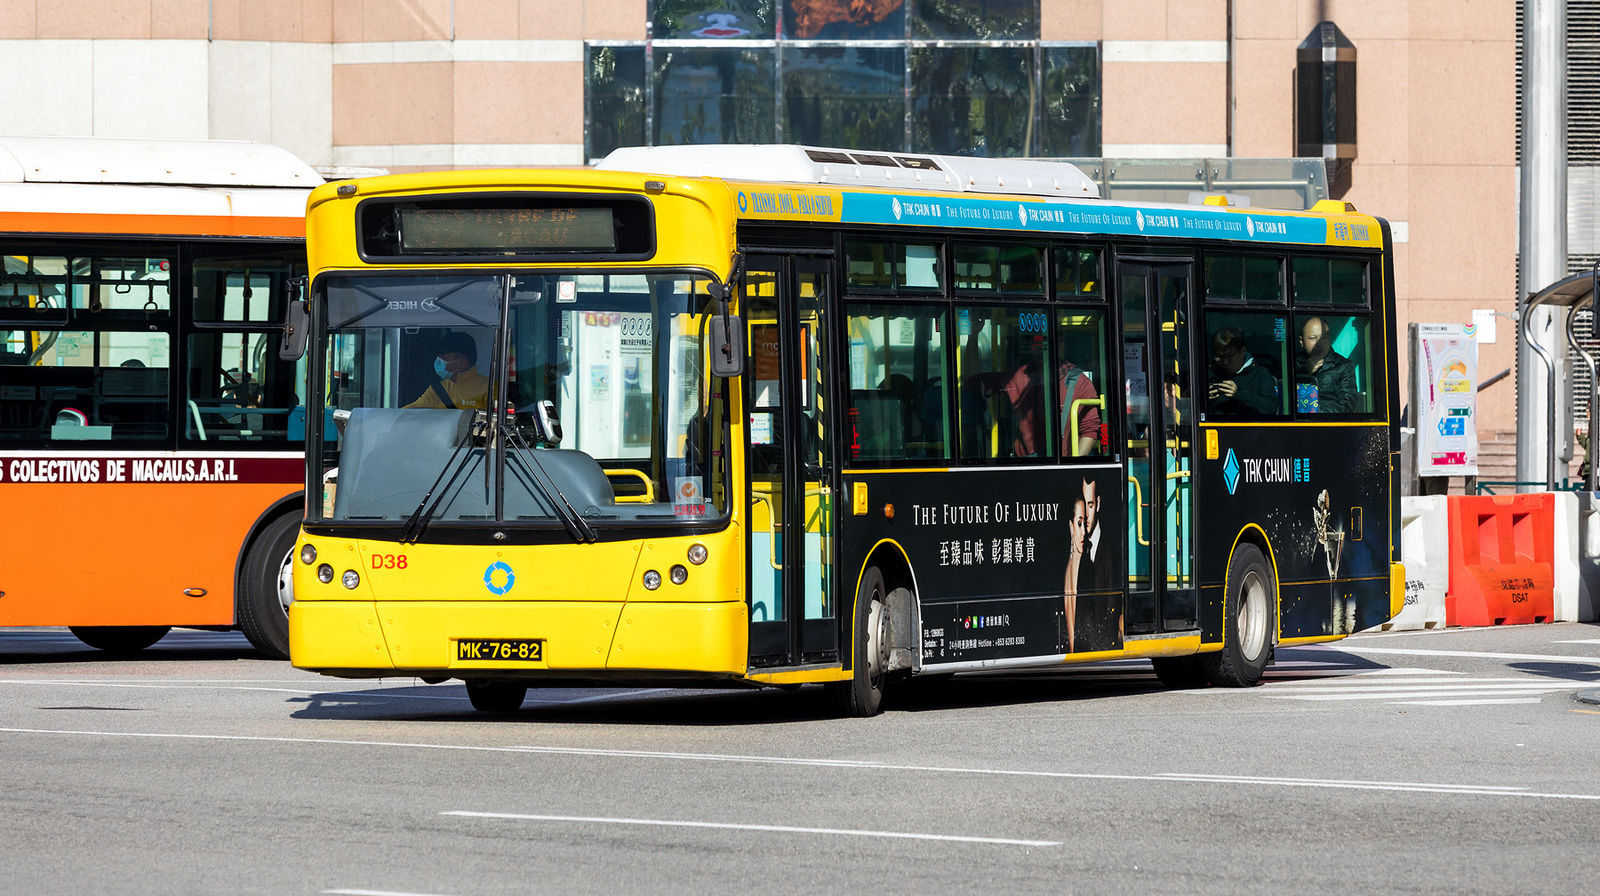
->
[[603, 468, 655, 504], [1127, 475, 1150, 546], [1069, 396, 1105, 457], [749, 492, 782, 570]]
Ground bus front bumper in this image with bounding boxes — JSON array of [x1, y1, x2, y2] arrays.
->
[[290, 599, 749, 678]]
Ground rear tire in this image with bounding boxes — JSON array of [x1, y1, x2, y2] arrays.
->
[[826, 566, 889, 717], [466, 680, 528, 713], [68, 625, 170, 655], [1201, 543, 1276, 687], [237, 513, 298, 660]]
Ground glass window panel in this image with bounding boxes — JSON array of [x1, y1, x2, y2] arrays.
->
[[73, 256, 171, 315], [653, 0, 774, 39], [1329, 258, 1369, 305], [956, 304, 1052, 461], [655, 47, 777, 145], [0, 329, 171, 442], [0, 254, 69, 321], [845, 241, 942, 292], [190, 258, 298, 323], [586, 45, 647, 162], [1056, 306, 1110, 457], [1244, 256, 1283, 303], [782, 45, 904, 150], [1040, 45, 1100, 156], [184, 331, 299, 442], [910, 46, 1037, 156], [1292, 313, 1373, 415], [786, 0, 905, 38], [911, 0, 1038, 39], [1204, 255, 1243, 301], [1202, 311, 1288, 419], [999, 245, 1044, 294], [1292, 256, 1330, 304], [1053, 246, 1101, 297], [954, 244, 999, 291], [845, 303, 949, 462]]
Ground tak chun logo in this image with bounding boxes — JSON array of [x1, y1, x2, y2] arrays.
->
[[1136, 210, 1146, 231], [1246, 217, 1256, 238], [892, 197, 903, 220], [1223, 448, 1241, 495], [1018, 202, 1028, 227]]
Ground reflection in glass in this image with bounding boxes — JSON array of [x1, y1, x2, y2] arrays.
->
[[655, 47, 777, 145], [910, 46, 1036, 155], [586, 46, 647, 161], [653, 0, 775, 39], [782, 45, 904, 150], [911, 0, 1038, 40], [786, 0, 905, 39], [1041, 46, 1099, 157]]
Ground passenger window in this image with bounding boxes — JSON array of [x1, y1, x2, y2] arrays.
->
[[956, 305, 1051, 461], [1054, 246, 1101, 298], [1292, 313, 1373, 415], [954, 243, 1044, 295], [1294, 256, 1369, 306], [7, 329, 173, 442], [1206, 254, 1282, 303], [845, 241, 941, 291], [1056, 307, 1111, 457], [73, 256, 171, 315], [844, 303, 949, 463], [184, 331, 298, 442], [1202, 311, 1289, 419]]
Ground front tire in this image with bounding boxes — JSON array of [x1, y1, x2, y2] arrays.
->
[[68, 625, 170, 655], [466, 680, 528, 713], [827, 566, 890, 717], [237, 513, 298, 660], [1201, 542, 1276, 687]]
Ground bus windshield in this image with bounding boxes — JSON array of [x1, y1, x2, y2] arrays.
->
[[313, 270, 728, 533]]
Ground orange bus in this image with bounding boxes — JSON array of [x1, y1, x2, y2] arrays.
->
[[0, 136, 319, 657]]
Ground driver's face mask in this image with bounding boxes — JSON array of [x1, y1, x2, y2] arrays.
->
[[434, 356, 450, 379]]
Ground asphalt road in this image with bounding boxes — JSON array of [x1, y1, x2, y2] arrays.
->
[[2, 622, 1598, 895]]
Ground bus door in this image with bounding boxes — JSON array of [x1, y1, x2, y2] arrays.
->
[[743, 253, 839, 668], [1117, 259, 1199, 635]]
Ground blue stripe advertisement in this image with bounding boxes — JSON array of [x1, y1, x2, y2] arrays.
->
[[840, 191, 1331, 245]]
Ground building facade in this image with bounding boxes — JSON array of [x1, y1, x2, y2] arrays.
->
[[0, 0, 1521, 458]]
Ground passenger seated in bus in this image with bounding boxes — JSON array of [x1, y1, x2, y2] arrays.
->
[[972, 358, 1045, 457], [404, 331, 489, 410], [1058, 359, 1102, 457], [1295, 316, 1358, 413], [1207, 327, 1280, 416]]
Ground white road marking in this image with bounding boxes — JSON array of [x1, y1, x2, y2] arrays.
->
[[1331, 646, 1600, 663], [442, 811, 1059, 847], [1390, 698, 1545, 706], [3, 725, 1598, 802], [323, 889, 459, 896]]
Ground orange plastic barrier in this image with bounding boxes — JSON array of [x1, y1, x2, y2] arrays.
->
[[1445, 493, 1556, 626]]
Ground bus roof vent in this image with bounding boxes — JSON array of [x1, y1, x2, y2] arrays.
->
[[596, 144, 1099, 199], [0, 136, 323, 188]]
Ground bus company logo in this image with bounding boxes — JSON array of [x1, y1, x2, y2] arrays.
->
[[737, 192, 749, 213], [1136, 210, 1146, 231], [1017, 202, 1028, 227], [1223, 451, 1313, 493], [892, 197, 904, 220], [483, 561, 515, 596], [420, 297, 439, 313], [1246, 217, 1255, 238]]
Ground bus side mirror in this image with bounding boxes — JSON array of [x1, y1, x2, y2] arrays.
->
[[709, 314, 744, 378], [279, 300, 310, 361], [532, 399, 562, 445]]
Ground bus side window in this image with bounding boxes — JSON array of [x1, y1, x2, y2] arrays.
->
[[1202, 311, 1289, 419], [1293, 313, 1373, 415], [844, 303, 948, 464], [1056, 307, 1110, 457]]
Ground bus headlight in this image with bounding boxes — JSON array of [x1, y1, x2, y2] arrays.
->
[[686, 543, 708, 565], [669, 565, 689, 585], [317, 564, 335, 584], [300, 544, 318, 565], [642, 570, 662, 591], [342, 570, 361, 590]]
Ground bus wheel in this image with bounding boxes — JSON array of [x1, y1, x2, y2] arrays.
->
[[1202, 543, 1276, 687], [827, 566, 889, 717], [466, 680, 528, 713], [237, 513, 298, 660], [69, 625, 170, 654]]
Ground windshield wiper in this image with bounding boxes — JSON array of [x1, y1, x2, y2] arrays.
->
[[398, 413, 485, 544], [504, 420, 597, 543]]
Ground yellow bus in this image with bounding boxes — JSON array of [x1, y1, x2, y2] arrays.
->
[[287, 145, 1402, 714], [0, 136, 319, 657]]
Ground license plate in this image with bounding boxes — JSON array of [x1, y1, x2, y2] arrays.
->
[[456, 638, 545, 662]]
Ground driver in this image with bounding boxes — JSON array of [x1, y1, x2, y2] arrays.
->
[[405, 331, 489, 410]]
